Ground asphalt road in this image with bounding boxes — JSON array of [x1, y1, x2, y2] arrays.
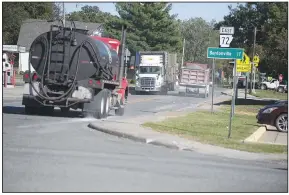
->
[[3, 88, 288, 192]]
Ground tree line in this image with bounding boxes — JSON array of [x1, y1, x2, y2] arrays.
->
[[2, 2, 287, 78]]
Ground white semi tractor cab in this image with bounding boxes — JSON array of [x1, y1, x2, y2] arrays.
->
[[135, 51, 178, 95]]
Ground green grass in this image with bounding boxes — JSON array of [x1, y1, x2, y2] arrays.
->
[[253, 89, 288, 100], [143, 105, 287, 154]]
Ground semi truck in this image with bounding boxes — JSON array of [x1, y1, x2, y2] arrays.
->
[[22, 21, 128, 119], [134, 51, 178, 95]]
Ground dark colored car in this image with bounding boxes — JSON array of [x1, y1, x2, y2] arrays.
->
[[256, 100, 288, 132]]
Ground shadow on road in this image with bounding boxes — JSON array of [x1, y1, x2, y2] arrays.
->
[[3, 106, 89, 118], [214, 98, 277, 106]]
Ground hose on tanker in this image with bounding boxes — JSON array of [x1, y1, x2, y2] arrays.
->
[[83, 40, 114, 79], [28, 36, 83, 102]]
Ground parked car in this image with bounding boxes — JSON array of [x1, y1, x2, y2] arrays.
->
[[260, 78, 287, 92], [256, 100, 288, 132]]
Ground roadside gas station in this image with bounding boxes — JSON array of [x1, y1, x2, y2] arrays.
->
[[3, 45, 26, 88]]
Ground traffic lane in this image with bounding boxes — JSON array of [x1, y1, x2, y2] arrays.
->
[[3, 87, 227, 128], [3, 121, 287, 192], [3, 92, 287, 192], [123, 87, 227, 118]]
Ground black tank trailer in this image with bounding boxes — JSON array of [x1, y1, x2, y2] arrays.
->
[[22, 21, 128, 119]]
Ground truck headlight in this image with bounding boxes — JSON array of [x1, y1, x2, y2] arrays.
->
[[262, 107, 277, 114]]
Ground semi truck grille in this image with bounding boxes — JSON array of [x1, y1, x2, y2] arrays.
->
[[140, 77, 155, 87]]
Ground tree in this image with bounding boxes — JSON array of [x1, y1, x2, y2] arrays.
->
[[180, 18, 219, 64], [115, 2, 182, 54], [2, 2, 54, 44], [67, 5, 122, 39], [53, 2, 63, 21], [215, 3, 288, 78]]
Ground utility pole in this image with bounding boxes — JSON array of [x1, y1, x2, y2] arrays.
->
[[63, 2, 65, 27], [181, 38, 185, 68], [249, 27, 257, 94]]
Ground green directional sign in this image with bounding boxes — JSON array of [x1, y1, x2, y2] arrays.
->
[[207, 47, 243, 60]]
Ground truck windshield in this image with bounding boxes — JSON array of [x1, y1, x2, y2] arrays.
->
[[139, 66, 161, 74]]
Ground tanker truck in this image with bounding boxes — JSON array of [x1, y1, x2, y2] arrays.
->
[[22, 21, 128, 119]]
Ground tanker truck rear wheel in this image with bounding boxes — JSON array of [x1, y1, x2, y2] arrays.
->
[[60, 107, 70, 113], [83, 89, 109, 119], [25, 106, 38, 115]]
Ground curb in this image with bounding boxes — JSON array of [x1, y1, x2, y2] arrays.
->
[[244, 126, 266, 142], [88, 93, 233, 152], [88, 123, 181, 150]]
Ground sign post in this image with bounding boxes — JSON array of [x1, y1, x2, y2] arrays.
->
[[211, 27, 235, 113], [228, 59, 237, 138], [207, 47, 243, 139], [211, 58, 215, 113], [252, 55, 260, 93]]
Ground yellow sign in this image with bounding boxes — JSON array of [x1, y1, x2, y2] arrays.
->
[[236, 52, 251, 72], [253, 55, 260, 63], [253, 55, 260, 67], [237, 65, 251, 72], [236, 52, 250, 65], [243, 53, 250, 64]]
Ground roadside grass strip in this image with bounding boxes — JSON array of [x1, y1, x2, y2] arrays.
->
[[143, 104, 287, 154], [253, 89, 288, 100]]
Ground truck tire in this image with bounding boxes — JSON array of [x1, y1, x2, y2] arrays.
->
[[25, 106, 54, 115], [38, 106, 54, 115], [83, 89, 108, 119], [160, 86, 168, 95], [61, 107, 70, 113], [261, 84, 267, 90], [115, 99, 125, 116], [103, 90, 111, 118], [277, 86, 284, 93], [25, 106, 38, 115]]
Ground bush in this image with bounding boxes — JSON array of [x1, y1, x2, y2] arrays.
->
[[130, 79, 136, 84]]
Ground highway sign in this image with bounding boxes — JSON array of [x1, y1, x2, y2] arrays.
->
[[207, 47, 243, 59], [219, 27, 235, 35], [219, 35, 233, 48]]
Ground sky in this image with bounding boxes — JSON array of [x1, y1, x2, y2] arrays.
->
[[64, 2, 240, 22]]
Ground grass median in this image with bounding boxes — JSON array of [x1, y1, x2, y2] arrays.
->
[[253, 89, 288, 100], [143, 103, 287, 154]]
